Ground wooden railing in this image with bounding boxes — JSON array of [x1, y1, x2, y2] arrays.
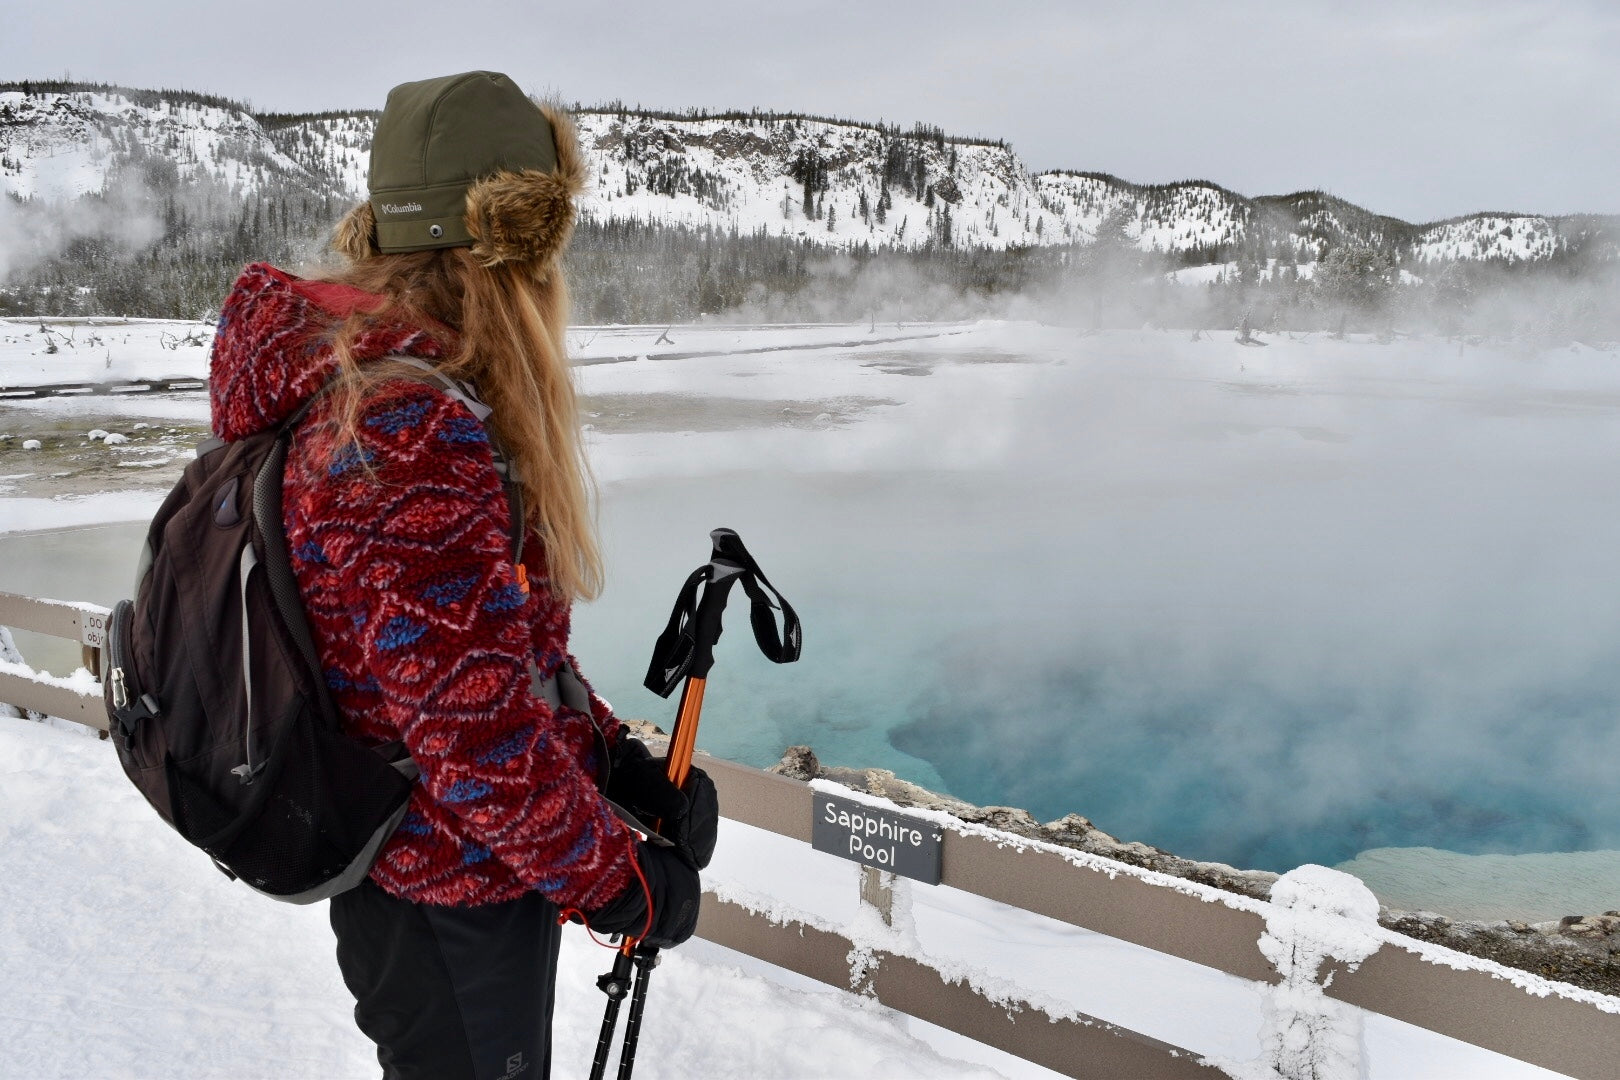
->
[[3, 588, 1617, 1079], [0, 592, 108, 729]]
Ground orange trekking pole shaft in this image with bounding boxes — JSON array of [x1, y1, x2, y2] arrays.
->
[[663, 677, 705, 790], [590, 681, 708, 1080], [588, 528, 801, 1080], [599, 674, 705, 1080]]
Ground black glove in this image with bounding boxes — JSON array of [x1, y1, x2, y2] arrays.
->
[[584, 841, 701, 949], [604, 737, 720, 871], [667, 765, 718, 871], [603, 736, 688, 824]]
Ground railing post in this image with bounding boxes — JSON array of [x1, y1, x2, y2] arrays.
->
[[0, 624, 21, 666], [859, 866, 894, 926]]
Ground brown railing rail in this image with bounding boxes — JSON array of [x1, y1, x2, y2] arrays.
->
[[3, 588, 1617, 1079]]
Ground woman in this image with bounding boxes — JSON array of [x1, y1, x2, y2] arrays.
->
[[207, 71, 715, 1080]]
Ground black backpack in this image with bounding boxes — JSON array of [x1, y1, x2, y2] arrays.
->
[[103, 366, 526, 903]]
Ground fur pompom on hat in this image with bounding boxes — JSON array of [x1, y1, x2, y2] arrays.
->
[[333, 71, 585, 272]]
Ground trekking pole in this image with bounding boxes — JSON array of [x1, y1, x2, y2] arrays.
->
[[588, 528, 801, 1080]]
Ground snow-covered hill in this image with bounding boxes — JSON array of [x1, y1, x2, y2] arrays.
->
[[260, 109, 373, 201], [0, 87, 343, 202], [3, 83, 1616, 266]]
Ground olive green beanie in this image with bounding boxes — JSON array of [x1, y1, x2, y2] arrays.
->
[[333, 70, 585, 268]]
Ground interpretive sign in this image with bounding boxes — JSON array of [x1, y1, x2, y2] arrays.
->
[[810, 791, 943, 885], [79, 609, 107, 649]]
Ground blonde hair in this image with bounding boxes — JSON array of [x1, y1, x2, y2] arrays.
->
[[316, 247, 603, 602]]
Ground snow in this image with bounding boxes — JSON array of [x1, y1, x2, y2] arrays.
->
[[1168, 260, 1319, 286], [0, 624, 25, 719], [1414, 215, 1564, 264], [0, 90, 313, 203], [0, 318, 214, 386], [1242, 867, 1383, 1080], [710, 809, 1269, 1063], [0, 708, 1594, 1079], [3, 322, 1619, 1077], [6, 91, 1608, 268], [0, 491, 169, 533], [572, 112, 1041, 252], [0, 317, 966, 391], [0, 713, 1050, 1079], [0, 657, 100, 695]]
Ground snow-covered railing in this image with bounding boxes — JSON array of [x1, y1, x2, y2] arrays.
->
[[4, 587, 1618, 1078], [698, 757, 1620, 1079], [0, 591, 108, 730]]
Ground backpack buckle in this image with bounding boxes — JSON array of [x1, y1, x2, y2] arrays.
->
[[231, 761, 266, 785]]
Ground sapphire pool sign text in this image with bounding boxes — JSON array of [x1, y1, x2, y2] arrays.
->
[[811, 792, 943, 885]]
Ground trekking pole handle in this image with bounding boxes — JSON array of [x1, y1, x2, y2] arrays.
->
[[642, 528, 801, 701], [659, 531, 754, 791], [684, 530, 749, 684]]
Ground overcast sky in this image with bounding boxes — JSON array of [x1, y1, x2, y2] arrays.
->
[[8, 0, 1618, 222]]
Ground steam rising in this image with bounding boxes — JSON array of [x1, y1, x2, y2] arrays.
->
[[577, 324, 1620, 875], [0, 176, 164, 282], [720, 237, 1620, 345]]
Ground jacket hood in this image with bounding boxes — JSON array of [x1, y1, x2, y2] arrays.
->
[[209, 262, 445, 441]]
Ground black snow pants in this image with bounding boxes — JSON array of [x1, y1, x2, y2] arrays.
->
[[330, 879, 563, 1080]]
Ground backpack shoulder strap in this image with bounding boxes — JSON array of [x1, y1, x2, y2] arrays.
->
[[377, 355, 526, 560], [362, 361, 596, 759], [255, 373, 347, 725], [386, 355, 493, 422]]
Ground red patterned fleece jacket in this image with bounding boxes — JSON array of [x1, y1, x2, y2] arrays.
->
[[209, 262, 634, 910]]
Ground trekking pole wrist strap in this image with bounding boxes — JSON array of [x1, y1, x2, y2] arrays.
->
[[641, 530, 802, 699]]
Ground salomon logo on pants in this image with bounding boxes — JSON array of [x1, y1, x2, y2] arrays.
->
[[498, 1052, 531, 1079]]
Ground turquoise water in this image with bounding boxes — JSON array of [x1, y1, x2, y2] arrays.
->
[[573, 465, 1620, 879], [8, 473, 1620, 884], [9, 497, 1617, 916], [7, 336, 1620, 902]]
